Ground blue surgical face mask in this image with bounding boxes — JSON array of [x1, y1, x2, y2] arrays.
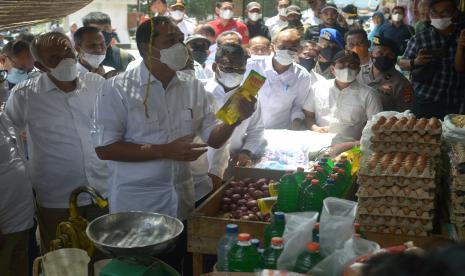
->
[[7, 67, 28, 84]]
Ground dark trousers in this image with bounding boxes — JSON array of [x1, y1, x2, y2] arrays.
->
[[413, 97, 461, 119]]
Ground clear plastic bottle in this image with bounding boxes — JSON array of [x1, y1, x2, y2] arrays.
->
[[294, 242, 322, 274], [216, 224, 238, 271], [264, 211, 285, 248], [276, 174, 299, 213], [228, 233, 261, 272], [262, 237, 284, 269]]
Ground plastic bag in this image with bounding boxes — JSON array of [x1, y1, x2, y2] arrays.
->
[[310, 237, 380, 276], [319, 197, 358, 257], [277, 212, 318, 271], [442, 115, 465, 144]]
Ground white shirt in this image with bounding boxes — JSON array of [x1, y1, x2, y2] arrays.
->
[[76, 62, 114, 76], [303, 79, 382, 141], [302, 9, 323, 26], [246, 56, 313, 129], [265, 15, 288, 38], [0, 113, 34, 234], [92, 63, 217, 219], [5, 72, 109, 208], [177, 19, 196, 40]]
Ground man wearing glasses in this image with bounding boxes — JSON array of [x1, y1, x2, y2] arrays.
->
[[399, 0, 465, 119], [0, 40, 35, 89], [246, 28, 313, 130]]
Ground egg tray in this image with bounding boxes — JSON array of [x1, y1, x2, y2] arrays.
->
[[451, 143, 465, 164], [361, 224, 430, 237], [370, 142, 441, 156], [450, 193, 465, 204], [358, 197, 434, 210], [359, 153, 436, 179], [371, 116, 442, 135], [370, 132, 440, 145], [358, 175, 437, 189], [357, 186, 435, 199], [357, 214, 433, 229], [357, 206, 434, 220]]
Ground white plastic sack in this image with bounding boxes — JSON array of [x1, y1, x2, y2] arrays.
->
[[319, 197, 358, 257], [277, 212, 318, 271], [442, 115, 465, 144], [310, 237, 380, 276]]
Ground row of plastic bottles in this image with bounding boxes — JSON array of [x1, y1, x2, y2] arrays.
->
[[276, 154, 352, 214]]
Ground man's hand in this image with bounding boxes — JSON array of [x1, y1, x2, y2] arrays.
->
[[237, 96, 257, 123], [208, 173, 223, 191], [166, 134, 207, 161], [458, 29, 465, 47], [236, 153, 252, 167], [414, 49, 433, 66], [311, 125, 329, 133]]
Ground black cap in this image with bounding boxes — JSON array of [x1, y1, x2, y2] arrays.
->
[[342, 4, 357, 17], [332, 49, 360, 64], [429, 0, 454, 8], [321, 3, 338, 13], [372, 35, 400, 56]]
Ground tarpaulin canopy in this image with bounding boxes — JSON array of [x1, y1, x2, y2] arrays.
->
[[0, 0, 93, 31]]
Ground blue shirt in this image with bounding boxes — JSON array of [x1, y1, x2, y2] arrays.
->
[[379, 23, 414, 54]]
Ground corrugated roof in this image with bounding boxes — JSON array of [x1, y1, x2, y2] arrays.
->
[[0, 0, 93, 31]]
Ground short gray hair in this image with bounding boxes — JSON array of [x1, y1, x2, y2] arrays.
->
[[216, 31, 243, 46], [30, 31, 71, 64]]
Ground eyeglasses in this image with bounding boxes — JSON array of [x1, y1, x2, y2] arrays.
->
[[218, 64, 246, 74]]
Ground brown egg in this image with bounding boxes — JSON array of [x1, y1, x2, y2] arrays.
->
[[398, 197, 405, 203], [391, 163, 401, 173], [379, 205, 387, 213], [404, 163, 413, 173], [417, 164, 426, 173], [424, 135, 433, 142], [367, 186, 375, 195], [415, 188, 424, 197], [416, 208, 423, 216], [401, 227, 409, 234], [379, 187, 387, 194], [410, 198, 417, 204], [391, 185, 400, 194], [360, 214, 369, 220], [415, 229, 423, 236], [386, 196, 393, 202], [406, 118, 417, 129], [372, 123, 381, 131], [400, 132, 410, 141], [429, 117, 441, 129], [389, 226, 396, 232], [403, 207, 411, 215], [377, 116, 387, 125], [415, 118, 428, 129], [367, 206, 374, 213], [421, 219, 429, 225], [412, 133, 421, 141]]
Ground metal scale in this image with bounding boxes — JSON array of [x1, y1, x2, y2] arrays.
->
[[86, 212, 184, 276]]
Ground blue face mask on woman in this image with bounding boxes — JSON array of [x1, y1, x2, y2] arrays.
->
[[7, 67, 28, 84]]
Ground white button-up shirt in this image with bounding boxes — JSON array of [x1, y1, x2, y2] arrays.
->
[[92, 63, 217, 219], [0, 113, 34, 234], [265, 15, 288, 38], [76, 62, 114, 76], [302, 9, 323, 26], [191, 78, 266, 200], [177, 19, 196, 40], [5, 73, 109, 208], [247, 56, 313, 129], [304, 78, 382, 141]]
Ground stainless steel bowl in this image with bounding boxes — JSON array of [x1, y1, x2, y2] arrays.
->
[[86, 212, 184, 257]]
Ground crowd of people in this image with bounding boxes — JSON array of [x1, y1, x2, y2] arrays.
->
[[0, 0, 465, 275]]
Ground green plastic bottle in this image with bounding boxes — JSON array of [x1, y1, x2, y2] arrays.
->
[[335, 169, 349, 197], [294, 242, 322, 274], [354, 223, 367, 239], [302, 179, 325, 213], [294, 167, 307, 188], [313, 166, 327, 185], [319, 155, 334, 176], [323, 153, 335, 168], [264, 212, 285, 248], [228, 233, 261, 272], [262, 237, 284, 269], [340, 154, 352, 176], [276, 174, 299, 213], [322, 178, 338, 198], [299, 174, 315, 211]]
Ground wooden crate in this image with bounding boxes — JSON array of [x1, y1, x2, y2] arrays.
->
[[188, 167, 286, 276]]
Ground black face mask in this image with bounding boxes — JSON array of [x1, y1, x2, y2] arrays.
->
[[288, 19, 303, 28], [192, 49, 208, 65], [298, 57, 317, 72], [102, 31, 113, 47], [319, 46, 339, 62], [373, 56, 396, 72]]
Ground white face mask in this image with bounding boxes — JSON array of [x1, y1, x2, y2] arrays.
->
[[278, 8, 287, 17], [81, 53, 106, 68], [217, 69, 244, 88], [430, 17, 452, 30], [153, 43, 189, 71], [391, 13, 403, 22], [274, 49, 297, 66], [346, 18, 354, 25], [49, 58, 77, 81], [334, 68, 358, 83], [384, 13, 390, 20], [248, 12, 262, 22], [171, 10, 185, 21], [220, 9, 234, 20]]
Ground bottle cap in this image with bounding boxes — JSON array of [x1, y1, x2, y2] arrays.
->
[[338, 169, 345, 175], [226, 224, 238, 234], [297, 167, 305, 172], [354, 223, 361, 230], [332, 167, 339, 172], [320, 158, 328, 163], [327, 179, 336, 185], [251, 238, 260, 247], [274, 211, 285, 220], [335, 163, 344, 168], [330, 173, 337, 180], [340, 154, 348, 161], [238, 233, 251, 241], [314, 222, 320, 230], [271, 237, 284, 245], [311, 179, 320, 185], [306, 174, 314, 180], [316, 166, 324, 173], [307, 242, 320, 252]]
